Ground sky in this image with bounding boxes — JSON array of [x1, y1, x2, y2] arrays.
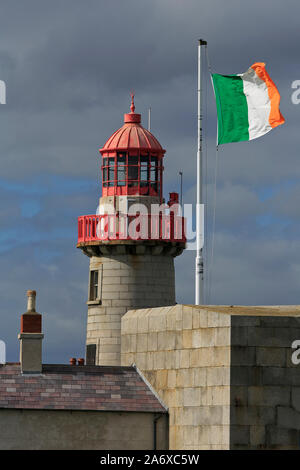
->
[[0, 0, 300, 362]]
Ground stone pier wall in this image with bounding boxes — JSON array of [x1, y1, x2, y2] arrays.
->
[[121, 305, 231, 449], [121, 304, 300, 449]]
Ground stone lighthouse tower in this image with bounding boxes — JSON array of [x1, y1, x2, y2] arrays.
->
[[77, 96, 186, 366]]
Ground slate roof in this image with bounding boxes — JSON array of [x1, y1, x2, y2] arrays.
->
[[0, 363, 167, 413]]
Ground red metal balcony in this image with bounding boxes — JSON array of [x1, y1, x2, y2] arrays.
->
[[77, 214, 186, 244]]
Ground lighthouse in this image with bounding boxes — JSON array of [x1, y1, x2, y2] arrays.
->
[[77, 96, 186, 366]]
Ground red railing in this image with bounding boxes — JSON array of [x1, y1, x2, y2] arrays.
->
[[78, 214, 186, 243]]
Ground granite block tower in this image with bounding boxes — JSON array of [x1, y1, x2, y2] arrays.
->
[[77, 96, 186, 366]]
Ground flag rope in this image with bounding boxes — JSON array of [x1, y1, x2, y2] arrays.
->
[[207, 145, 219, 305]]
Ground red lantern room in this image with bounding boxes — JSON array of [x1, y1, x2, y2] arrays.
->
[[100, 94, 165, 202], [77, 95, 186, 247]]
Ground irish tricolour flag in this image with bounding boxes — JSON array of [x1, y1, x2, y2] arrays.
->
[[212, 62, 285, 145]]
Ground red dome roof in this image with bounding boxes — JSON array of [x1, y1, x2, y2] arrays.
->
[[100, 96, 165, 155]]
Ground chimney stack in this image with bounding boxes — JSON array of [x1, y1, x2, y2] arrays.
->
[[18, 290, 43, 374]]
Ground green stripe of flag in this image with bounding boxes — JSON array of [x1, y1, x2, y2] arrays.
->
[[212, 73, 249, 145]]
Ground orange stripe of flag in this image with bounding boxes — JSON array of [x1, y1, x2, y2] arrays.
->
[[251, 62, 285, 128]]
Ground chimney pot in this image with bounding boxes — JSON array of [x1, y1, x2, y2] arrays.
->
[[26, 290, 36, 312], [70, 358, 77, 365], [78, 358, 85, 366]]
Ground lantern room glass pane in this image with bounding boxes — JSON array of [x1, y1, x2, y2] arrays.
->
[[128, 155, 139, 186], [117, 167, 126, 186], [103, 166, 108, 187], [140, 166, 148, 182], [140, 154, 149, 186], [117, 154, 126, 186], [108, 157, 115, 187], [128, 155, 139, 165], [150, 156, 158, 182], [128, 166, 138, 183], [140, 155, 149, 165]]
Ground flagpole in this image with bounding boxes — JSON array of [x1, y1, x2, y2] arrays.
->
[[195, 39, 207, 305]]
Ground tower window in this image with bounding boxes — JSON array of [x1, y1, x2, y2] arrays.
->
[[89, 270, 99, 301], [86, 344, 96, 365]]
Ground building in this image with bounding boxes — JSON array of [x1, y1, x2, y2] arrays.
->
[[77, 95, 185, 366]]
